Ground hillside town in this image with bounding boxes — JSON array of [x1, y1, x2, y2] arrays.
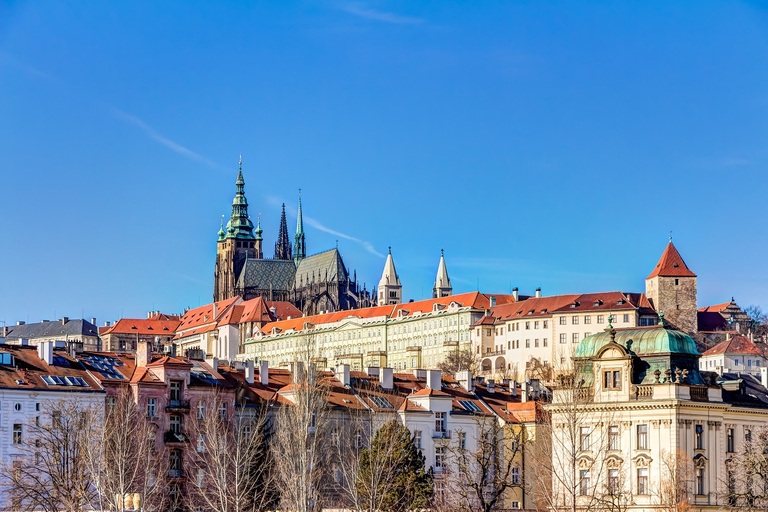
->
[[2, 169, 768, 512]]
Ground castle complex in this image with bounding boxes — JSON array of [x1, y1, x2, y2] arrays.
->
[[213, 162, 375, 315]]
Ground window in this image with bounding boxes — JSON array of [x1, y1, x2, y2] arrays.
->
[[435, 412, 446, 433], [637, 468, 648, 495], [580, 427, 590, 451], [534, 321, 539, 329], [525, 322, 530, 330], [35, 403, 40, 411], [572, 316, 579, 325], [535, 339, 539, 348], [14, 403, 22, 411], [197, 434, 205, 453], [746, 428, 753, 443], [511, 466, 521, 484], [695, 424, 704, 450], [511, 501, 520, 509], [147, 398, 156, 418], [458, 432, 466, 450], [695, 466, 705, 495], [609, 425, 620, 450], [170, 414, 181, 434], [219, 402, 227, 421], [560, 317, 566, 325], [197, 468, 204, 488], [603, 370, 621, 390], [584, 315, 591, 324], [435, 446, 446, 470], [675, 279, 679, 286], [560, 333, 567, 344], [573, 333, 580, 343], [13, 424, 22, 444], [597, 315, 604, 324], [170, 380, 182, 403], [543, 338, 548, 347], [608, 469, 619, 494], [169, 449, 181, 477], [197, 401, 205, 419], [637, 424, 648, 450], [525, 339, 530, 348], [543, 320, 548, 328], [623, 314, 629, 323], [414, 430, 422, 449], [727, 428, 734, 453], [579, 470, 590, 495], [106, 396, 116, 410]]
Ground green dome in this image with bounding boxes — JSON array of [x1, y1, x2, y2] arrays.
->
[[574, 327, 700, 359]]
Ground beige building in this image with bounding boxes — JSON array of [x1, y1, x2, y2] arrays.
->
[[240, 292, 515, 371], [547, 320, 768, 511]]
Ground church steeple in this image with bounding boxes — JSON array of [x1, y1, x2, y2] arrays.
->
[[225, 157, 256, 240], [274, 203, 292, 260], [254, 215, 263, 258], [293, 190, 306, 265], [378, 247, 402, 306], [433, 249, 452, 298]]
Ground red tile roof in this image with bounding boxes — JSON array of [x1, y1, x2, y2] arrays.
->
[[266, 301, 303, 321], [647, 242, 697, 279], [702, 335, 764, 356], [100, 317, 180, 336], [699, 302, 731, 313], [0, 345, 104, 392]]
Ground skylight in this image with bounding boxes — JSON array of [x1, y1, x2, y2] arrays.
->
[[370, 396, 394, 409], [458, 400, 482, 413]]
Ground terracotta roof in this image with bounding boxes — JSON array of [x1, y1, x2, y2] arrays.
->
[[702, 335, 763, 356], [266, 301, 303, 321], [100, 317, 180, 336], [699, 302, 732, 313], [259, 305, 395, 334], [489, 294, 581, 320], [176, 297, 240, 332], [647, 242, 697, 279], [391, 292, 516, 318], [0, 344, 104, 392], [146, 355, 193, 368], [411, 388, 452, 397]]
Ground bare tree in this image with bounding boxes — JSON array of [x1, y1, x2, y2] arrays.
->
[[271, 329, 332, 512], [2, 399, 100, 512], [656, 449, 693, 512], [83, 387, 167, 512], [185, 393, 277, 512], [443, 414, 524, 512], [721, 426, 768, 511], [438, 347, 480, 376]]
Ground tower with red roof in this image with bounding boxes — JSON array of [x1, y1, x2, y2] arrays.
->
[[645, 240, 698, 334]]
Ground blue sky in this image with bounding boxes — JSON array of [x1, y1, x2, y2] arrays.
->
[[2, 1, 768, 325]]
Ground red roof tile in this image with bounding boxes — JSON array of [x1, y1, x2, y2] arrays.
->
[[699, 302, 731, 313], [100, 317, 180, 336], [647, 242, 697, 279], [702, 335, 763, 356], [266, 301, 303, 321]]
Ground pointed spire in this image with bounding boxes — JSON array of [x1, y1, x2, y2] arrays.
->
[[293, 189, 306, 265], [254, 214, 263, 241], [274, 203, 292, 260], [217, 215, 226, 241], [379, 247, 401, 287], [647, 241, 696, 279], [224, 157, 255, 240], [433, 249, 452, 298]]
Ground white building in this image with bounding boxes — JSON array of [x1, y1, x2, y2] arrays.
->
[[699, 334, 767, 375]]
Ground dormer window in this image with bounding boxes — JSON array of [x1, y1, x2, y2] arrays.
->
[[603, 370, 621, 390]]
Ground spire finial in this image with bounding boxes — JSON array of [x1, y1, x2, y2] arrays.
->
[[669, 230, 672, 243], [239, 154, 242, 168], [441, 248, 444, 257], [388, 246, 391, 254]]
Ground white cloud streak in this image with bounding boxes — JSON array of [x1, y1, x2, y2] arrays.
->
[[266, 195, 383, 257], [341, 3, 424, 24], [108, 107, 219, 169]]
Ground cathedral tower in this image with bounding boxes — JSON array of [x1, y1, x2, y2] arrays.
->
[[293, 191, 306, 265], [213, 159, 257, 302], [274, 204, 292, 260], [433, 249, 452, 298], [645, 240, 698, 334], [377, 247, 402, 306]]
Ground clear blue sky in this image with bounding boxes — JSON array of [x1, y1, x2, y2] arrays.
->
[[2, 1, 768, 326]]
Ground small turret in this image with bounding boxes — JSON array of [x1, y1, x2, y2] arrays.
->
[[433, 249, 452, 298], [378, 247, 402, 306]]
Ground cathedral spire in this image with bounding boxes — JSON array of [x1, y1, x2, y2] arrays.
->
[[433, 249, 452, 298], [293, 190, 306, 265], [274, 203, 292, 260], [377, 246, 402, 306], [225, 157, 255, 240]]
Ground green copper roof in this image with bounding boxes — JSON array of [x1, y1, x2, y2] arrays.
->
[[225, 166, 256, 241], [574, 326, 700, 359], [254, 217, 263, 241], [217, 217, 226, 241]]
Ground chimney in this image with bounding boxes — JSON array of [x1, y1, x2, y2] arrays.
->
[[136, 341, 151, 368], [61, 317, 69, 325], [212, 302, 219, 319], [521, 381, 528, 402], [104, 321, 111, 327], [490, 296, 497, 308], [456, 370, 473, 392], [211, 358, 219, 374], [511, 381, 518, 397], [365, 366, 380, 378], [487, 379, 495, 393], [426, 369, 441, 390], [512, 287, 519, 301], [17, 321, 25, 326], [336, 364, 351, 386], [259, 360, 269, 386], [761, 367, 768, 389], [290, 361, 305, 383], [90, 317, 96, 325], [535, 288, 542, 299], [380, 367, 394, 390], [245, 360, 254, 384], [38, 341, 53, 365]]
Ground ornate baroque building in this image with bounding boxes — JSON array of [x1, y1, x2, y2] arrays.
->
[[213, 162, 374, 315]]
